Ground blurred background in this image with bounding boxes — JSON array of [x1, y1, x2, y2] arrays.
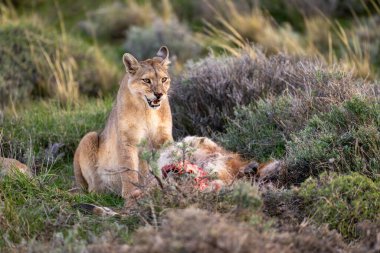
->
[[0, 0, 379, 107]]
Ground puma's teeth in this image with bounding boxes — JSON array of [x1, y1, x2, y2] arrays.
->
[[145, 96, 161, 108]]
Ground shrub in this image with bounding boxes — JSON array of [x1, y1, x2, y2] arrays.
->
[[129, 207, 348, 253], [124, 18, 202, 65], [129, 208, 267, 253], [0, 98, 112, 163], [169, 0, 214, 27], [299, 172, 380, 239], [134, 180, 263, 225], [171, 50, 375, 138], [219, 96, 305, 160], [284, 97, 380, 184], [0, 22, 118, 107], [262, 189, 304, 225], [78, 1, 155, 40]]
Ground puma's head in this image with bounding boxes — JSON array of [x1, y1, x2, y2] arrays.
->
[[123, 46, 171, 109]]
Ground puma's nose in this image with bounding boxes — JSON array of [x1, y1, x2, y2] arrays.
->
[[154, 92, 163, 99]]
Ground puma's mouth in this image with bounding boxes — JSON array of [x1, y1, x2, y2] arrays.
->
[[145, 96, 161, 109]]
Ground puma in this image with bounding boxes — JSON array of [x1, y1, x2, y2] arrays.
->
[[73, 46, 173, 206]]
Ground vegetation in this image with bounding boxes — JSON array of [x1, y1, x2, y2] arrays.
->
[[284, 97, 380, 184], [219, 97, 292, 160], [1, 99, 112, 165], [0, 0, 379, 252], [125, 18, 202, 71], [173, 51, 376, 138], [0, 167, 136, 250], [0, 20, 118, 106], [299, 172, 380, 239]]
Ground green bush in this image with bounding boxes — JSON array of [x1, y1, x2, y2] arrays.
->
[[0, 22, 118, 107], [299, 172, 380, 239], [0, 98, 112, 161], [219, 96, 304, 160], [284, 97, 380, 184], [231, 183, 262, 209]]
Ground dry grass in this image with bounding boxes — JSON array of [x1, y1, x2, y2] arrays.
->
[[0, 4, 119, 107], [40, 49, 79, 105], [128, 207, 349, 253], [203, 0, 380, 79]]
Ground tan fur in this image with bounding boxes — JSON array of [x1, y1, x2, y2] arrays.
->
[[0, 157, 32, 177], [158, 136, 257, 188], [73, 47, 173, 202]]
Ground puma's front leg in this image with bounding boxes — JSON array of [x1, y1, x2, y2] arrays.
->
[[138, 159, 150, 187], [118, 143, 141, 200], [153, 127, 173, 149]]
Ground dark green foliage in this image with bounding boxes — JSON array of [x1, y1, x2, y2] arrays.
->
[[284, 97, 380, 184], [299, 172, 380, 239]]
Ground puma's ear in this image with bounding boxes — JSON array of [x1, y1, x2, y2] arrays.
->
[[156, 46, 170, 67], [123, 53, 140, 74]]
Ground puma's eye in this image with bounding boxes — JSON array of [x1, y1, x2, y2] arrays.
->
[[162, 77, 167, 83], [142, 78, 151, 84]]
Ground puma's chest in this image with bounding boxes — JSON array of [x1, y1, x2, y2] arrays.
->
[[120, 110, 163, 142], [144, 112, 161, 138]]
